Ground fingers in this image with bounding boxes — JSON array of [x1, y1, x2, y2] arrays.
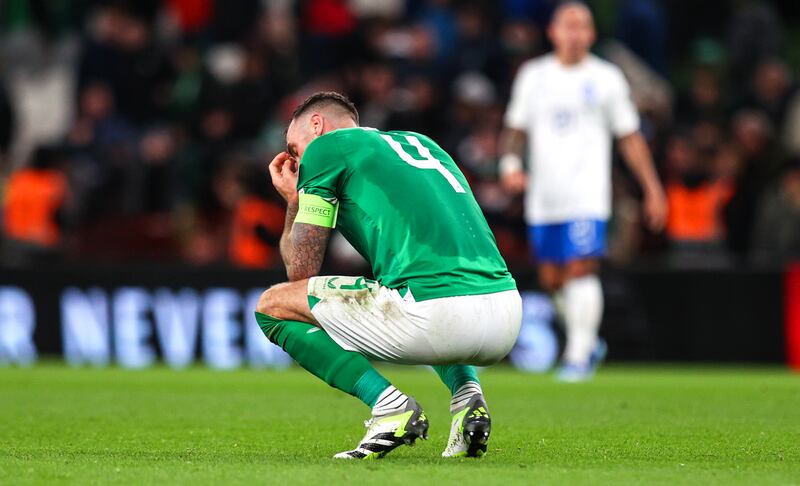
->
[[269, 151, 291, 176], [270, 151, 291, 165], [267, 151, 300, 203], [281, 158, 298, 177], [269, 152, 298, 187]]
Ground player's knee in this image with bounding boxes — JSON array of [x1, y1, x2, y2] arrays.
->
[[538, 272, 561, 293], [256, 285, 284, 317], [538, 278, 558, 293], [565, 259, 598, 280], [255, 288, 273, 316]]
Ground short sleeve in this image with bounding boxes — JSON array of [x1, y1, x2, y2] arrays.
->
[[606, 67, 640, 137], [504, 64, 534, 130], [296, 132, 346, 200]]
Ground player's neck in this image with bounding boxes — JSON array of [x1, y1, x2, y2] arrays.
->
[[323, 119, 358, 135], [554, 51, 588, 67]]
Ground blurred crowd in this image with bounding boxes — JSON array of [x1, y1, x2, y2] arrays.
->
[[1, 0, 799, 270]]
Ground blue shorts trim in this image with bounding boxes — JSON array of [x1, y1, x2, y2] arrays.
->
[[528, 220, 608, 264]]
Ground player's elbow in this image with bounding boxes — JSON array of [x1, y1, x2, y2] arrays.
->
[[286, 266, 316, 282], [618, 131, 645, 152], [285, 267, 304, 281]]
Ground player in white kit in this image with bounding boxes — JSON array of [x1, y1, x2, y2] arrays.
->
[[500, 1, 667, 381]]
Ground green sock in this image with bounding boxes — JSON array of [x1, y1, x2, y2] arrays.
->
[[255, 312, 390, 407], [432, 364, 481, 395]]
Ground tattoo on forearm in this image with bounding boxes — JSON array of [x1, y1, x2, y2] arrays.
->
[[284, 223, 330, 281], [279, 201, 297, 266], [279, 201, 330, 280], [282, 200, 299, 236]]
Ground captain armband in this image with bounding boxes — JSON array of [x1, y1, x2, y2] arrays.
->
[[294, 192, 339, 228]]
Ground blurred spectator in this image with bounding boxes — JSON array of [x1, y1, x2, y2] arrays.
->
[[166, 45, 204, 121], [675, 66, 725, 125], [216, 162, 285, 268], [2, 147, 68, 263], [499, 19, 543, 74], [165, 0, 214, 36], [415, 0, 458, 62], [356, 61, 396, 129], [3, 34, 75, 171], [727, 1, 783, 84], [135, 128, 178, 213], [725, 109, 783, 256], [451, 3, 508, 86], [299, 0, 357, 76], [386, 76, 443, 137], [736, 58, 794, 127], [66, 81, 136, 218], [77, 5, 172, 125], [663, 133, 735, 247], [750, 160, 800, 266]]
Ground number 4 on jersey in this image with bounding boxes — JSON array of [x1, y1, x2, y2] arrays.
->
[[379, 133, 466, 193]]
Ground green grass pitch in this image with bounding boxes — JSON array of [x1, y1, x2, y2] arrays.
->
[[1, 364, 798, 485]]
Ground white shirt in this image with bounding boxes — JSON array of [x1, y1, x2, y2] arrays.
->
[[504, 54, 639, 224]]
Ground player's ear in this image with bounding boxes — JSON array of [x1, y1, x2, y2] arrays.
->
[[310, 113, 323, 136]]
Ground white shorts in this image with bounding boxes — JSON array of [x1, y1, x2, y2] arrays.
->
[[307, 276, 522, 365]]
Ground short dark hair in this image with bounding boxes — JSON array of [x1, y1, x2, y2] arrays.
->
[[291, 91, 359, 124]]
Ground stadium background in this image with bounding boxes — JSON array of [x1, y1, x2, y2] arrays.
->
[[0, 0, 799, 369]]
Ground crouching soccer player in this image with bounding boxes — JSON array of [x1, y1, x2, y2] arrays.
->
[[255, 91, 521, 459]]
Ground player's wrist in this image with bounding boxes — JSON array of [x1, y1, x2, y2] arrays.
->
[[499, 153, 524, 177], [282, 189, 299, 205]]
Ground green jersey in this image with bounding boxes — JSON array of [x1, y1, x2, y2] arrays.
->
[[296, 127, 516, 301]]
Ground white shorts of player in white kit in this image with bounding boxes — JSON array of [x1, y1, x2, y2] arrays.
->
[[307, 276, 522, 365]]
